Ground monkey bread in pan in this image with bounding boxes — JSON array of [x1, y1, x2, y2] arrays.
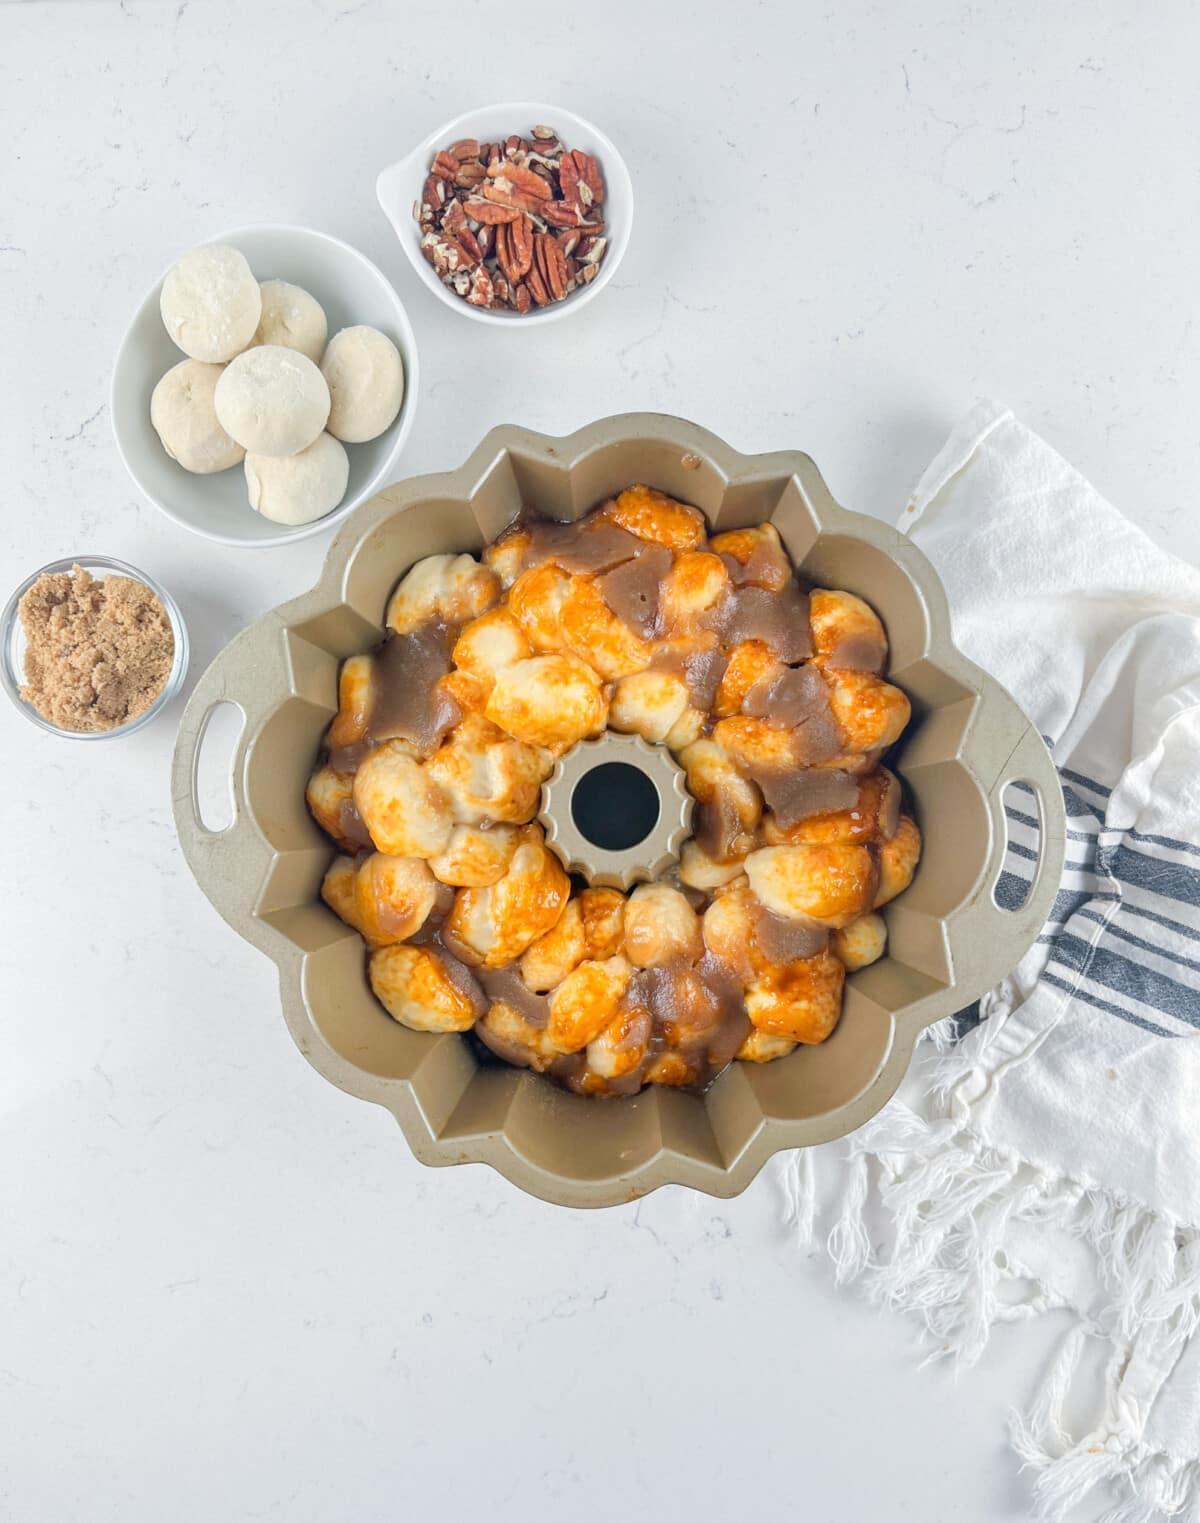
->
[[306, 484, 922, 1097], [171, 416, 1063, 1207]]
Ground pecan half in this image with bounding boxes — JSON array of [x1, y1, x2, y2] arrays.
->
[[430, 150, 458, 180], [526, 262, 552, 307], [486, 162, 552, 201], [534, 233, 569, 301], [462, 196, 520, 224], [450, 138, 481, 162]]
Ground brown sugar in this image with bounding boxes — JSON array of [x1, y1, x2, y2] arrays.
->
[[18, 565, 174, 732]]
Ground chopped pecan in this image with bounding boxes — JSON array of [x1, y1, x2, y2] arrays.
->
[[477, 222, 495, 258], [556, 229, 580, 258], [466, 265, 494, 306], [442, 199, 467, 235], [513, 280, 532, 313], [422, 174, 447, 212], [458, 226, 483, 264], [504, 134, 523, 160]]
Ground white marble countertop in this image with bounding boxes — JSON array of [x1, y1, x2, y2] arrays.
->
[[3, 3, 1198, 1518]]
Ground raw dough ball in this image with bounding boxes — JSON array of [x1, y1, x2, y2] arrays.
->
[[321, 325, 404, 443], [245, 432, 349, 526], [214, 345, 330, 456], [149, 359, 245, 474], [159, 244, 262, 363], [252, 279, 328, 363]]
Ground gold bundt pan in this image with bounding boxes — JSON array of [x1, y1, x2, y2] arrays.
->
[[171, 414, 1064, 1208]]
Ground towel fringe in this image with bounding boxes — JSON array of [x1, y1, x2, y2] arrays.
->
[[781, 1043, 1200, 1522]]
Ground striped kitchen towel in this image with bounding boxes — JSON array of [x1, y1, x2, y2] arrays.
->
[[782, 401, 1200, 1521]]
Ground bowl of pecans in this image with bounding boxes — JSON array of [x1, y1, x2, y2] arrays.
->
[[377, 103, 632, 325]]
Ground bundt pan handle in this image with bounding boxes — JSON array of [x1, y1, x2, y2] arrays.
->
[[169, 413, 1068, 1209], [171, 614, 296, 961]]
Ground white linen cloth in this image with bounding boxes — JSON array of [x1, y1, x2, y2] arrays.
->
[[780, 400, 1200, 1521]]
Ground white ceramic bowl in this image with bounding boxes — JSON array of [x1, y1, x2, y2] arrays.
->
[[111, 225, 420, 548], [377, 103, 633, 327]]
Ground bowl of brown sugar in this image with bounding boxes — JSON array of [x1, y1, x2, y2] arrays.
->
[[1, 556, 188, 739]]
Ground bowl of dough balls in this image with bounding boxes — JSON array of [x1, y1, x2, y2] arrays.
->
[[111, 225, 419, 547]]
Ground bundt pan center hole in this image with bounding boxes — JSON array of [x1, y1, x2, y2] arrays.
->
[[570, 761, 660, 851]]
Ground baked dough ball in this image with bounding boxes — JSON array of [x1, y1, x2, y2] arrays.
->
[[369, 944, 483, 1032], [321, 325, 405, 444], [713, 640, 786, 718], [587, 1003, 652, 1079], [659, 551, 730, 629], [709, 523, 790, 590], [547, 955, 633, 1052], [745, 947, 845, 1043], [507, 561, 574, 651], [386, 554, 499, 635], [452, 608, 532, 693], [425, 714, 553, 824], [745, 843, 878, 929], [476, 1000, 561, 1071], [326, 653, 373, 753], [558, 577, 652, 680], [159, 243, 261, 362], [764, 768, 901, 847], [609, 669, 702, 748], [520, 887, 625, 991], [597, 485, 706, 553], [447, 835, 570, 966], [809, 589, 887, 673], [352, 852, 438, 945], [712, 715, 807, 775], [353, 740, 452, 858], [736, 1028, 797, 1062], [679, 738, 763, 858], [252, 278, 328, 363], [679, 839, 748, 892], [319, 855, 360, 932], [245, 432, 348, 525], [701, 886, 758, 978], [485, 653, 607, 751], [823, 669, 911, 755], [150, 360, 245, 474], [427, 823, 519, 887], [875, 815, 921, 906], [623, 883, 702, 967], [306, 765, 360, 850], [320, 852, 437, 947], [833, 912, 888, 971], [215, 345, 330, 457]]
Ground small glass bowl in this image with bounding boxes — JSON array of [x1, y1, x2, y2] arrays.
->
[[1, 555, 189, 740]]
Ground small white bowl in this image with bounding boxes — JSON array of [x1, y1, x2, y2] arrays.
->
[[377, 103, 633, 327], [111, 224, 420, 548]]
